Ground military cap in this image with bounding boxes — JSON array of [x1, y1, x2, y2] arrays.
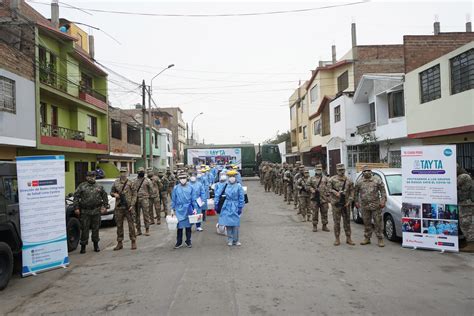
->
[[315, 164, 323, 170], [137, 167, 145, 172], [336, 163, 346, 170], [86, 171, 96, 177], [295, 161, 301, 165], [177, 172, 188, 179], [157, 170, 164, 175], [362, 165, 371, 172], [299, 165, 305, 170], [119, 167, 128, 172], [304, 170, 310, 174], [146, 167, 153, 173]]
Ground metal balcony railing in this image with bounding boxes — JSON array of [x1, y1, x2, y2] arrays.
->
[[357, 122, 376, 135], [41, 123, 85, 141], [80, 87, 107, 103], [39, 65, 67, 92]]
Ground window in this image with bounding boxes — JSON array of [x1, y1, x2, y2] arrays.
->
[[111, 119, 122, 139], [310, 85, 319, 104], [290, 106, 296, 120], [420, 64, 441, 103], [313, 119, 321, 135], [65, 161, 70, 172], [81, 73, 93, 93], [337, 71, 349, 93], [457, 143, 474, 175], [77, 33, 83, 47], [155, 132, 159, 148], [369, 102, 376, 123], [301, 97, 305, 112], [87, 115, 97, 136], [298, 126, 302, 133], [303, 126, 307, 139], [347, 144, 380, 167], [334, 105, 341, 122], [451, 49, 474, 95], [0, 76, 15, 113], [388, 90, 405, 118], [40, 102, 47, 125], [51, 105, 58, 126], [127, 124, 141, 145], [389, 150, 401, 168]]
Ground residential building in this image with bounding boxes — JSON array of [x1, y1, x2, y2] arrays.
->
[[158, 107, 186, 164], [404, 41, 474, 174], [157, 128, 173, 169], [5, 1, 110, 193], [98, 106, 142, 174], [0, 1, 36, 160], [288, 82, 308, 164]]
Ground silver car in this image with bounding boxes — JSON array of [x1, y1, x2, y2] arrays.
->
[[352, 168, 402, 241], [95, 179, 118, 224]]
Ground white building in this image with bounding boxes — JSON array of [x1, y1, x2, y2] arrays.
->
[[157, 128, 173, 170]]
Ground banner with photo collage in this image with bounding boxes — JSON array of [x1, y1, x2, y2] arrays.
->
[[401, 145, 459, 252]]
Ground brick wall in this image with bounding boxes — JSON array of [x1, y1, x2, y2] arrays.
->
[[404, 33, 474, 73], [354, 45, 405, 87], [109, 108, 142, 156]]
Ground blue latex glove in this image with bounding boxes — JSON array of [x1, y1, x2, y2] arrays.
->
[[238, 208, 242, 215]]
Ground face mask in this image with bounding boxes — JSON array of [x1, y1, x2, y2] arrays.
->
[[220, 175, 227, 182], [337, 170, 345, 176], [316, 170, 322, 175], [120, 173, 127, 180], [190, 176, 197, 182], [363, 172, 372, 179], [197, 174, 202, 178], [87, 178, 96, 184], [148, 174, 153, 178], [179, 179, 187, 185], [138, 172, 145, 178], [229, 177, 236, 184]]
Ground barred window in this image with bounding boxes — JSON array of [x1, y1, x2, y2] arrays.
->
[[451, 49, 474, 95], [313, 119, 321, 135], [419, 64, 441, 103], [388, 90, 405, 118], [337, 71, 349, 93], [389, 150, 401, 168], [0, 76, 16, 113]]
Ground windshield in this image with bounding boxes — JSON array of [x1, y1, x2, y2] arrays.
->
[[98, 181, 114, 195], [385, 174, 402, 196]]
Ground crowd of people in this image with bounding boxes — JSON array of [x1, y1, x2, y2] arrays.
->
[[72, 163, 246, 253], [258, 161, 387, 247]]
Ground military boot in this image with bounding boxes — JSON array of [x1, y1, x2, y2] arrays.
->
[[346, 237, 355, 246], [307, 215, 311, 222], [136, 230, 142, 236], [334, 236, 340, 246], [312, 226, 318, 232], [144, 228, 150, 236], [322, 224, 330, 232], [80, 245, 86, 254], [93, 242, 100, 252], [131, 240, 137, 250], [113, 241, 123, 251], [378, 239, 385, 247], [360, 238, 371, 245]]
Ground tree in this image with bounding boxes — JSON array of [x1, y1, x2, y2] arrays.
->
[[264, 130, 290, 145]]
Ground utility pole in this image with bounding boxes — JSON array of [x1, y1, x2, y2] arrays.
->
[[142, 80, 148, 169], [148, 86, 154, 169]]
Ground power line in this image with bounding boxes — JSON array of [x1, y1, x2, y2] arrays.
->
[[26, 1, 370, 18]]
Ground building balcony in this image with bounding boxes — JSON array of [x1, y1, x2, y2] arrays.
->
[[40, 123, 107, 152], [79, 88, 108, 111], [357, 122, 376, 135]]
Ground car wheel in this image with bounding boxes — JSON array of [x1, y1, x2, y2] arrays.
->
[[384, 214, 397, 241], [352, 206, 363, 224], [67, 217, 81, 252], [0, 242, 13, 291]]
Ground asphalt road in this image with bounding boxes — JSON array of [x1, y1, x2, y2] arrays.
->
[[1, 178, 473, 315]]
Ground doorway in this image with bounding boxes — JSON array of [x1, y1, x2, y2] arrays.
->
[[74, 161, 88, 189], [328, 149, 341, 176]]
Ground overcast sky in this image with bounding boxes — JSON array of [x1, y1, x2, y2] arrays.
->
[[29, 0, 473, 145]]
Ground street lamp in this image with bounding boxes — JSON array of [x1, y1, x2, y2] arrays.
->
[[191, 112, 204, 144], [147, 64, 174, 168]]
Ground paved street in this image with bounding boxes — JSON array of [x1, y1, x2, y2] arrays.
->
[[1, 178, 473, 315]]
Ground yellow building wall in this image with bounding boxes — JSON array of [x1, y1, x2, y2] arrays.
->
[[69, 23, 89, 53]]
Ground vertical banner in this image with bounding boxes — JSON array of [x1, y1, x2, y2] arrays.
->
[[401, 145, 459, 252], [16, 156, 69, 276], [187, 148, 242, 169]]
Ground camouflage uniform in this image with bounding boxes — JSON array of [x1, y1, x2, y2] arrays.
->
[[259, 163, 265, 185], [354, 168, 387, 245], [73, 179, 108, 247], [278, 166, 286, 196], [293, 168, 304, 211], [111, 175, 136, 245], [308, 166, 330, 231], [458, 172, 474, 242], [328, 164, 354, 245], [167, 171, 176, 198], [159, 172, 170, 218], [132, 171, 153, 235], [263, 165, 273, 192], [148, 169, 163, 224], [296, 171, 311, 221], [283, 167, 292, 202], [271, 166, 278, 194]]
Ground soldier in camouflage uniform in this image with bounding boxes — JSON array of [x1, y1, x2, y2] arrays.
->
[[354, 165, 387, 247], [167, 168, 176, 198], [132, 167, 153, 236], [158, 170, 170, 219], [283, 165, 294, 204], [271, 164, 278, 194], [293, 165, 304, 212], [263, 163, 273, 192], [147, 168, 163, 225], [259, 162, 265, 185], [328, 163, 355, 246], [296, 170, 311, 221], [111, 167, 137, 250], [279, 164, 287, 196], [308, 164, 330, 232], [73, 171, 109, 254], [457, 166, 474, 252]]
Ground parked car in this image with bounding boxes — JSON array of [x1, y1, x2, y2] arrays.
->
[[352, 168, 402, 241], [95, 179, 117, 225], [0, 162, 81, 291]]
